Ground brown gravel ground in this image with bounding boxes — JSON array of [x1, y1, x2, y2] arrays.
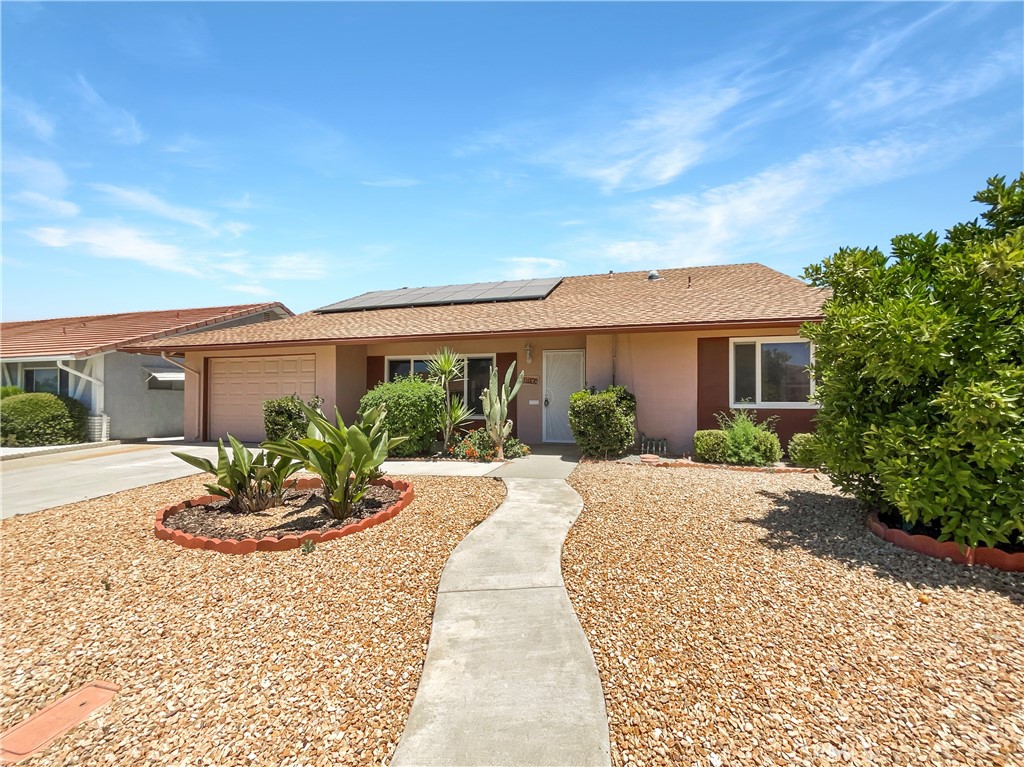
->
[[563, 463, 1024, 767], [0, 473, 505, 766]]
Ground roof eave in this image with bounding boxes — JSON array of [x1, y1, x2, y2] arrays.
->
[[125, 315, 825, 354]]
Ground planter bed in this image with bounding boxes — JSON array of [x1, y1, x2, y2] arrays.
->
[[155, 476, 414, 554], [612, 454, 817, 474], [868, 511, 1024, 573]]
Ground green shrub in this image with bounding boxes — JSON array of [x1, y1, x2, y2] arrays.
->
[[0, 393, 88, 446], [788, 433, 820, 468], [568, 386, 636, 458], [173, 436, 300, 513], [0, 386, 24, 399], [713, 410, 781, 466], [262, 393, 325, 441], [448, 427, 530, 461], [802, 173, 1024, 548], [693, 430, 728, 463], [358, 376, 445, 457]]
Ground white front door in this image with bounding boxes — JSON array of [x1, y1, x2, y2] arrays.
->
[[543, 349, 585, 443]]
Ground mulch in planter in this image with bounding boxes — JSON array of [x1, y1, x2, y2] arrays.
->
[[164, 485, 402, 541], [876, 507, 1024, 554]]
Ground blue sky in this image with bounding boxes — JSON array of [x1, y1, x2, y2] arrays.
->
[[2, 2, 1021, 321]]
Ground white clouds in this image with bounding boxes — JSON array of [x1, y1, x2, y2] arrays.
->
[[224, 284, 275, 297], [262, 253, 328, 280], [360, 178, 421, 188], [601, 134, 956, 267], [26, 223, 198, 275], [12, 192, 80, 218], [4, 156, 69, 197], [90, 184, 249, 238], [500, 257, 566, 280], [74, 74, 144, 145], [4, 93, 56, 141]]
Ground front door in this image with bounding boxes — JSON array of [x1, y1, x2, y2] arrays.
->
[[543, 349, 585, 443]]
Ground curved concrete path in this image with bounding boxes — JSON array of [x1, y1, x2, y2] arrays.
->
[[391, 456, 610, 767]]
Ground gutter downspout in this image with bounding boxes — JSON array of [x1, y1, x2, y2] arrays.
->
[[161, 352, 203, 441]]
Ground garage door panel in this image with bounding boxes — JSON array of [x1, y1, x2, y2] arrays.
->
[[208, 355, 317, 442]]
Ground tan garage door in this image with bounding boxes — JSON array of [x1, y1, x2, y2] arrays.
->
[[208, 355, 316, 442]]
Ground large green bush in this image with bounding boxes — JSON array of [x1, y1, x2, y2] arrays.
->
[[568, 386, 636, 458], [358, 376, 445, 457], [0, 393, 88, 446], [702, 410, 782, 466], [802, 174, 1024, 548], [262, 393, 324, 441], [0, 386, 24, 399]]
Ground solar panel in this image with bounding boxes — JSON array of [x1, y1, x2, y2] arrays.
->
[[315, 277, 563, 313]]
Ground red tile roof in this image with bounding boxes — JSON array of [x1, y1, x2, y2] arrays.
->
[[0, 303, 292, 360], [128, 265, 826, 353]]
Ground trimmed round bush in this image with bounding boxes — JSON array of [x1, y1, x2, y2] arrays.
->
[[693, 430, 728, 463], [568, 387, 636, 458], [358, 376, 445, 457], [752, 429, 783, 465], [0, 393, 88, 446], [788, 433, 820, 468], [0, 386, 24, 399], [263, 393, 324, 441]]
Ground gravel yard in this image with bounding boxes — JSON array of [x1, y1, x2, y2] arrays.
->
[[564, 463, 1024, 767], [1, 473, 505, 766]]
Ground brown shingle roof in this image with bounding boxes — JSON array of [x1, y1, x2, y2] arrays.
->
[[129, 264, 826, 353], [1, 303, 292, 360]]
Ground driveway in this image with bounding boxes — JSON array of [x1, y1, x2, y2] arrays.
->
[[0, 443, 220, 519]]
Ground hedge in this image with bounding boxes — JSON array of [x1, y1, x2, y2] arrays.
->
[[262, 394, 325, 441], [693, 430, 728, 463], [0, 386, 24, 399], [358, 376, 445, 457], [568, 386, 636, 458], [0, 393, 88, 446]]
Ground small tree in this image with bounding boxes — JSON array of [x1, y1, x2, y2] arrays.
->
[[480, 362, 525, 461], [802, 174, 1024, 549], [426, 347, 473, 453]]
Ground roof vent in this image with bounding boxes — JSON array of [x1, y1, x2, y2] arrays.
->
[[647, 270, 661, 281]]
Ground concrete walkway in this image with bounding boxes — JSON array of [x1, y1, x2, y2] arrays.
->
[[391, 451, 611, 767]]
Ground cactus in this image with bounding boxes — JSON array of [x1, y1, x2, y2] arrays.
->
[[480, 362, 525, 461]]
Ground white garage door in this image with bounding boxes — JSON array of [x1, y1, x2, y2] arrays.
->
[[208, 355, 316, 442]]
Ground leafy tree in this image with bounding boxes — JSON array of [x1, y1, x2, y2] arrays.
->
[[802, 174, 1024, 548]]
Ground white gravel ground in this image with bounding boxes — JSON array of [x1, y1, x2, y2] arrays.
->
[[0, 472, 505, 766], [564, 463, 1024, 767]]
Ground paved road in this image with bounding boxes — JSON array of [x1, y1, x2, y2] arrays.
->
[[0, 443, 221, 519]]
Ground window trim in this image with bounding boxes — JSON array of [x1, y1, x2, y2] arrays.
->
[[728, 336, 818, 409], [384, 353, 497, 419]]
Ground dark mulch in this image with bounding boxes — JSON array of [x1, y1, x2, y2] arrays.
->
[[164, 485, 402, 540], [876, 506, 1024, 554]]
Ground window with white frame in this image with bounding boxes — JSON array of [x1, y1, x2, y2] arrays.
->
[[386, 355, 495, 416], [730, 337, 816, 408]]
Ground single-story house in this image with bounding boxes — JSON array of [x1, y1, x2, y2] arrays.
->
[[127, 264, 826, 453], [0, 303, 293, 441]]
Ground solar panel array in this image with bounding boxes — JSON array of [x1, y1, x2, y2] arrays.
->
[[315, 277, 563, 313]]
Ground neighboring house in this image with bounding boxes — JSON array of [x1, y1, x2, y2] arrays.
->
[[0, 304, 293, 441], [127, 264, 827, 453]]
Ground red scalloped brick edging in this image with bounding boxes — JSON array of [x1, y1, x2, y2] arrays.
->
[[154, 477, 414, 555], [867, 512, 1024, 572]]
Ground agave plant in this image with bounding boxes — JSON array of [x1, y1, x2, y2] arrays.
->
[[480, 362, 525, 461], [173, 435, 300, 513], [262, 402, 407, 520]]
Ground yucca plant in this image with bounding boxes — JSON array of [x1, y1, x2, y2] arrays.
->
[[426, 346, 473, 452], [480, 362, 525, 461], [262, 403, 407, 520], [173, 435, 300, 512]]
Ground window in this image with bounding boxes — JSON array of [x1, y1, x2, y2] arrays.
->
[[148, 378, 185, 391], [730, 337, 816, 408], [24, 367, 69, 396], [386, 355, 496, 416]]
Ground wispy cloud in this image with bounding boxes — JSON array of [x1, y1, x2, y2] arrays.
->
[[26, 223, 197, 275], [262, 253, 328, 280], [74, 74, 144, 145], [360, 177, 421, 188], [599, 133, 963, 267], [224, 284, 275, 297], [90, 184, 248, 238], [500, 257, 566, 280], [3, 92, 56, 141], [12, 192, 80, 218], [4, 156, 69, 196]]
